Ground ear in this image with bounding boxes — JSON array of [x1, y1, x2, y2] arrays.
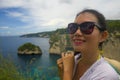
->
[[99, 31, 108, 43]]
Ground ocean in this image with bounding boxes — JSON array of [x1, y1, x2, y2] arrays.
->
[[0, 36, 60, 80]]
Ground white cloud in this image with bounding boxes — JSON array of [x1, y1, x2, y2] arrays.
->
[[6, 11, 24, 17], [59, 0, 72, 4], [0, 26, 9, 29], [0, 0, 120, 35], [21, 0, 120, 29], [5, 11, 32, 22], [0, 0, 24, 8], [42, 19, 62, 26]]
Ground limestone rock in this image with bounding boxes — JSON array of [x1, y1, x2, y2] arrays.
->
[[18, 42, 42, 55], [49, 42, 61, 54]]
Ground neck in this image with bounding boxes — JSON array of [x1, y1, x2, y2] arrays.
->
[[79, 50, 100, 66]]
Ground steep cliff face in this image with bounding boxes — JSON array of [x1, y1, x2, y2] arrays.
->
[[49, 31, 73, 54], [49, 41, 61, 54], [49, 34, 66, 54]]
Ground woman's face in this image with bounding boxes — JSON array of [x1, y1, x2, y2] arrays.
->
[[70, 12, 104, 53]]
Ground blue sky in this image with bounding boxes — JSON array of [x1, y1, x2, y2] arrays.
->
[[0, 0, 120, 36]]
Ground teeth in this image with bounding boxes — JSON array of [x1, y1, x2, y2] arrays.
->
[[74, 40, 82, 42]]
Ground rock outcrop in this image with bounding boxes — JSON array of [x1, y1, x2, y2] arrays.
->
[[18, 42, 42, 55], [49, 31, 73, 54], [49, 41, 61, 54]]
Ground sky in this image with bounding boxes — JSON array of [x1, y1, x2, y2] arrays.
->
[[0, 0, 120, 36]]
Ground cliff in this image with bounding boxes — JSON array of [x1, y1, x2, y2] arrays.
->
[[49, 29, 73, 55], [20, 31, 54, 38], [18, 43, 42, 55]]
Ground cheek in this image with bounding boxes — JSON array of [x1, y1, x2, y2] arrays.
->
[[86, 37, 98, 45], [86, 32, 101, 47]]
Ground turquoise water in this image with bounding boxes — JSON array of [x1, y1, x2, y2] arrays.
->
[[0, 36, 60, 80]]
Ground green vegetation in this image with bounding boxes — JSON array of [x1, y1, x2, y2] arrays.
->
[[18, 42, 41, 51], [54, 28, 67, 35], [20, 31, 55, 38], [0, 55, 27, 80], [106, 20, 120, 32], [0, 54, 60, 80]]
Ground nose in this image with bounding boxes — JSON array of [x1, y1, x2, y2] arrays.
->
[[74, 27, 83, 35]]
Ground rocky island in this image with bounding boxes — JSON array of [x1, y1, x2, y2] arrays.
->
[[18, 42, 42, 55]]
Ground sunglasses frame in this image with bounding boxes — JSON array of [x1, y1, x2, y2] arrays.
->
[[67, 22, 103, 34]]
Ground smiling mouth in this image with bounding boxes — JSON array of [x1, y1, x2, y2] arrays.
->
[[73, 39, 86, 46]]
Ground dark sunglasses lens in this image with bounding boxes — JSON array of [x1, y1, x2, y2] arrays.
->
[[80, 22, 94, 34], [68, 23, 78, 34]]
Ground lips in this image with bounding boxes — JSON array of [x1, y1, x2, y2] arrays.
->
[[73, 39, 86, 46]]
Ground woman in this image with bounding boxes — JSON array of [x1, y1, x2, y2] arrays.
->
[[57, 9, 119, 80]]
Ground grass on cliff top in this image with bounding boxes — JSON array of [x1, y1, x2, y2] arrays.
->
[[0, 55, 32, 80], [0, 54, 60, 80]]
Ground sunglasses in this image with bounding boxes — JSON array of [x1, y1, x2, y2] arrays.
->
[[67, 22, 103, 34]]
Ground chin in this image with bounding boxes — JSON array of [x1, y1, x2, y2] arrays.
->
[[73, 46, 82, 52]]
